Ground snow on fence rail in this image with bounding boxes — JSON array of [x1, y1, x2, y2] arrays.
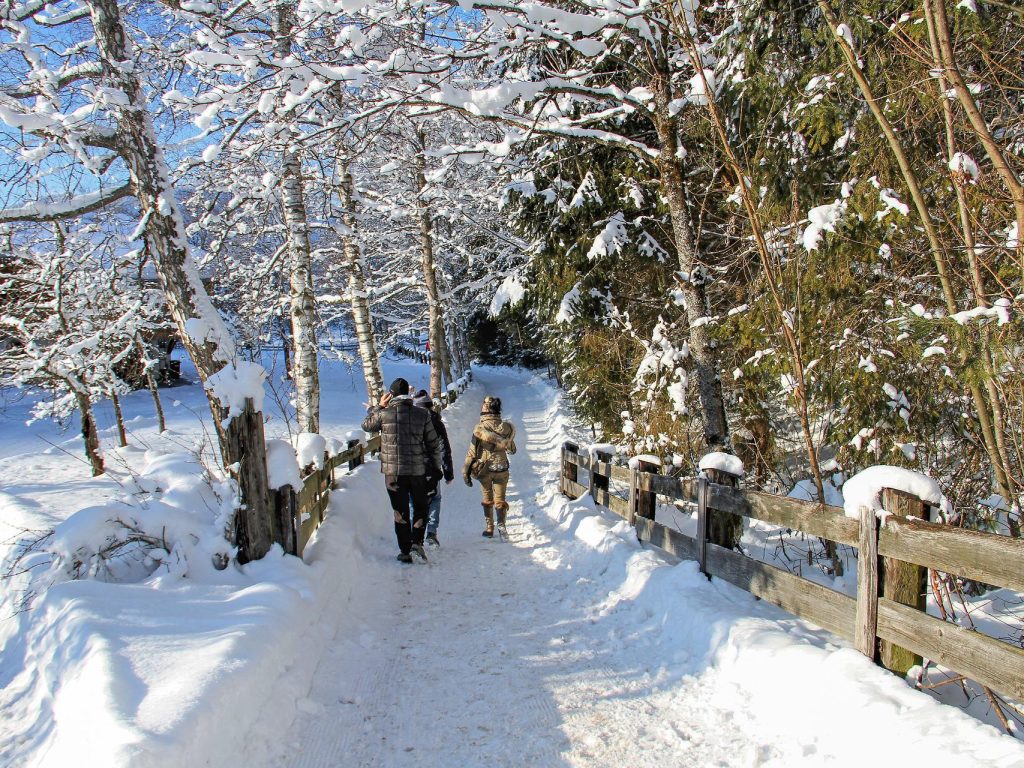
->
[[277, 372, 473, 556], [559, 441, 1024, 703]]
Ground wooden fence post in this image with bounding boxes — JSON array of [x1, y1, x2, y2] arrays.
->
[[590, 448, 611, 507], [695, 475, 709, 578], [880, 487, 929, 675], [855, 504, 880, 661], [704, 466, 743, 550], [273, 486, 298, 556], [224, 397, 274, 563], [562, 441, 579, 497], [347, 438, 362, 471], [629, 458, 659, 525]]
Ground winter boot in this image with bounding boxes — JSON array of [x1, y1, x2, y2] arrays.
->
[[495, 503, 508, 538], [482, 504, 494, 537]]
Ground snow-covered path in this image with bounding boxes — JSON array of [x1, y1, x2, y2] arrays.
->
[[235, 367, 1024, 768], [243, 367, 762, 767]]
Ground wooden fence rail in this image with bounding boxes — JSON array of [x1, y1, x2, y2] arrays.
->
[[559, 442, 1024, 702], [275, 371, 473, 557]]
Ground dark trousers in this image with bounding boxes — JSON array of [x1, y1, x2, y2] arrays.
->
[[386, 474, 429, 554]]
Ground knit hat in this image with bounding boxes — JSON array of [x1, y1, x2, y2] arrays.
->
[[389, 377, 410, 396], [481, 396, 501, 415], [413, 389, 433, 409]]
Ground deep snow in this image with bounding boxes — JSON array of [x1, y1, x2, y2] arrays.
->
[[1, 362, 1023, 766]]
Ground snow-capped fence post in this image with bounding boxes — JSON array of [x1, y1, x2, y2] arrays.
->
[[854, 504, 881, 662], [695, 476, 710, 578], [699, 454, 745, 550], [879, 487, 930, 676], [225, 398, 274, 563], [590, 448, 612, 506], [561, 442, 580, 497], [628, 458, 660, 525]]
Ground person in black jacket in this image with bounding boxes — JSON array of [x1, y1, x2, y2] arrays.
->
[[413, 389, 454, 546], [362, 377, 443, 563]]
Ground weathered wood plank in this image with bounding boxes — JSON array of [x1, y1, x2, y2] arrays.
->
[[695, 477, 708, 575], [609, 465, 631, 483], [607, 493, 630, 519], [877, 599, 1024, 702], [855, 505, 880, 660], [564, 478, 588, 498], [879, 518, 1024, 593], [705, 543, 857, 640], [366, 434, 381, 453], [635, 517, 698, 561], [639, 472, 694, 501], [743, 491, 859, 547]]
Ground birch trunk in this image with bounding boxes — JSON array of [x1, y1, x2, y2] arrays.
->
[[651, 75, 728, 448], [414, 129, 450, 398], [87, 0, 234, 442], [337, 160, 384, 403], [275, 3, 319, 433]]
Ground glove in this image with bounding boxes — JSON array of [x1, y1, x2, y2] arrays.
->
[[463, 474, 473, 487]]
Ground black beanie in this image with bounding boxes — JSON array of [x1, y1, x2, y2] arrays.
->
[[389, 377, 410, 396]]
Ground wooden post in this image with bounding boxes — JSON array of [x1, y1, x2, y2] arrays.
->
[[224, 398, 274, 563], [855, 504, 880, 661], [347, 438, 362, 471], [590, 449, 611, 507], [705, 467, 743, 550], [880, 487, 929, 675], [695, 476, 709, 578], [629, 459, 659, 525], [562, 441, 579, 497], [274, 486, 298, 556]]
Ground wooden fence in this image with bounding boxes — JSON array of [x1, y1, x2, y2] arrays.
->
[[274, 372, 473, 557], [560, 442, 1024, 703]]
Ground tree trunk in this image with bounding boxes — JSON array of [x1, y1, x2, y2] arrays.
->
[[275, 2, 319, 434], [414, 129, 450, 398], [88, 0, 234, 448], [74, 390, 104, 476], [135, 335, 166, 432], [337, 159, 384, 403], [820, 0, 1015, 509], [111, 390, 127, 448], [650, 81, 728, 448]]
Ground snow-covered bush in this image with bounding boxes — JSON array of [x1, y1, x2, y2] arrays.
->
[[2, 451, 236, 614]]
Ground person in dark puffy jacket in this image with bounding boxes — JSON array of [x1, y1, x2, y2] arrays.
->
[[362, 377, 443, 563], [413, 390, 454, 546]]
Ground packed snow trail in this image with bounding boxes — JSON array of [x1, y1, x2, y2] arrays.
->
[[236, 368, 1023, 768], [242, 368, 758, 767]]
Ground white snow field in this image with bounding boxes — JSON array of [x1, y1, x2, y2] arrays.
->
[[2, 362, 1024, 767]]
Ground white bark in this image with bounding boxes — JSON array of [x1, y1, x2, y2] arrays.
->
[[414, 129, 451, 397], [338, 159, 384, 403], [276, 2, 319, 433]]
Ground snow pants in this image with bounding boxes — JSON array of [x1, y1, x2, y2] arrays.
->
[[479, 470, 509, 508], [386, 474, 429, 555]]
